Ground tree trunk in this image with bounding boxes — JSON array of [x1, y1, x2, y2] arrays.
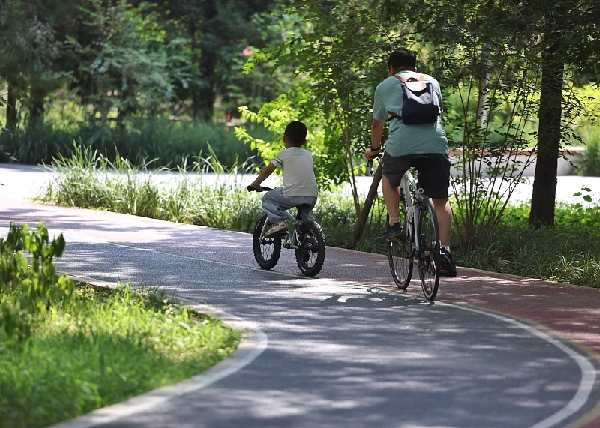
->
[[196, 49, 217, 121], [348, 163, 382, 249], [29, 85, 45, 126], [191, 2, 217, 122], [529, 38, 563, 228], [6, 80, 18, 130]]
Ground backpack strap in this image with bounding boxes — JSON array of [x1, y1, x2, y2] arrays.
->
[[394, 73, 427, 91], [394, 73, 425, 83], [386, 111, 402, 122]]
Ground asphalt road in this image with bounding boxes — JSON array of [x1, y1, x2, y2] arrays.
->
[[1, 164, 600, 428]]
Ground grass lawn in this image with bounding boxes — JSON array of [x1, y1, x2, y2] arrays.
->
[[0, 224, 241, 428]]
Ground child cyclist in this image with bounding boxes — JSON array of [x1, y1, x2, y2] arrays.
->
[[248, 120, 319, 237]]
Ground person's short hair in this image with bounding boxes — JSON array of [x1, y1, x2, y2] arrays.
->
[[388, 49, 417, 69], [285, 120, 308, 146]]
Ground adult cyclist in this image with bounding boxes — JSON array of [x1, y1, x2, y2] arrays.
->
[[364, 48, 457, 277]]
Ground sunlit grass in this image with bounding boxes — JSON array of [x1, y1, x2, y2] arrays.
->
[[38, 146, 600, 289], [0, 284, 241, 428]]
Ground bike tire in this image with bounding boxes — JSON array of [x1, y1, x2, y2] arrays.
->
[[253, 214, 281, 270], [295, 221, 326, 277], [417, 198, 440, 301], [387, 200, 412, 289]]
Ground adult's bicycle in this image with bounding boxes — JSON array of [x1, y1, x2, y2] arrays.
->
[[369, 156, 441, 301], [247, 186, 326, 277]]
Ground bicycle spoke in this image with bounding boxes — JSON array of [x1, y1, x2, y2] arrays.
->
[[295, 221, 326, 277], [417, 200, 440, 301], [253, 215, 281, 270], [387, 236, 412, 289]]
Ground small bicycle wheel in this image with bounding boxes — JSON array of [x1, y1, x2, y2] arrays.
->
[[387, 199, 412, 289], [295, 221, 326, 277], [417, 198, 440, 301], [253, 214, 281, 270]]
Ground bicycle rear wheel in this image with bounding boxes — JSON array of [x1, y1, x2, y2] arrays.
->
[[387, 238, 413, 289], [417, 198, 440, 301], [386, 196, 412, 289], [295, 221, 326, 277], [253, 214, 281, 270]]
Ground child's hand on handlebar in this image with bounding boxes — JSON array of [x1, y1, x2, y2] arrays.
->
[[247, 184, 272, 192]]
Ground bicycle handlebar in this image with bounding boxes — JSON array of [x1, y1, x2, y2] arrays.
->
[[247, 185, 272, 192]]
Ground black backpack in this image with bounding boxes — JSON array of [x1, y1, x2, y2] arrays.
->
[[387, 74, 440, 125]]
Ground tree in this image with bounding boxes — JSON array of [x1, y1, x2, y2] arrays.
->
[[245, 0, 548, 249], [0, 0, 68, 127], [238, 0, 396, 222], [528, 0, 600, 227], [146, 0, 278, 121]]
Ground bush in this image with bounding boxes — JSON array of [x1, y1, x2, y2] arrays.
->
[[0, 119, 273, 170], [0, 223, 75, 342], [580, 138, 600, 177]]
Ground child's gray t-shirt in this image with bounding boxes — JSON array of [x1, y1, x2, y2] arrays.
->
[[271, 147, 318, 197]]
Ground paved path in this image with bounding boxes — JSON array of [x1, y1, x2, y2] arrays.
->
[[1, 165, 600, 428]]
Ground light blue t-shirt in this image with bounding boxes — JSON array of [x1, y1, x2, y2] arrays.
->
[[373, 70, 448, 157]]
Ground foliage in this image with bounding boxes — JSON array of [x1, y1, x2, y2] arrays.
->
[[457, 197, 600, 287], [0, 223, 75, 342], [44, 143, 258, 224], [236, 90, 340, 191], [64, 0, 188, 121], [571, 84, 600, 176], [0, 118, 262, 169], [238, 0, 397, 211], [0, 220, 241, 427], [0, 0, 69, 121], [39, 158, 600, 289], [579, 138, 600, 177], [0, 0, 285, 127], [0, 281, 241, 428]]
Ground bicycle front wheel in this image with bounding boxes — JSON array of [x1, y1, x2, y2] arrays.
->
[[417, 198, 440, 301], [295, 221, 326, 277], [253, 214, 281, 270]]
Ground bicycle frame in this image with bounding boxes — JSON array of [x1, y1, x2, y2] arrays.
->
[[400, 169, 419, 256], [280, 208, 308, 250], [391, 167, 441, 301], [368, 156, 440, 300]]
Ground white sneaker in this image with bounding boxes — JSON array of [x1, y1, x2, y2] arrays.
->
[[265, 222, 287, 237]]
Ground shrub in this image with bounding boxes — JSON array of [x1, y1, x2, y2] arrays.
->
[[0, 223, 75, 342], [0, 119, 271, 170], [580, 138, 600, 177]]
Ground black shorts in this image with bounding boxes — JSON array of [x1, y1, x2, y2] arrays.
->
[[381, 153, 451, 199]]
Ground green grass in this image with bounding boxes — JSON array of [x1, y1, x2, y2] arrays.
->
[[36, 148, 600, 289], [0, 223, 241, 428], [0, 283, 241, 428]]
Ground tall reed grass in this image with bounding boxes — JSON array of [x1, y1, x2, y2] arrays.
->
[[38, 146, 600, 289]]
